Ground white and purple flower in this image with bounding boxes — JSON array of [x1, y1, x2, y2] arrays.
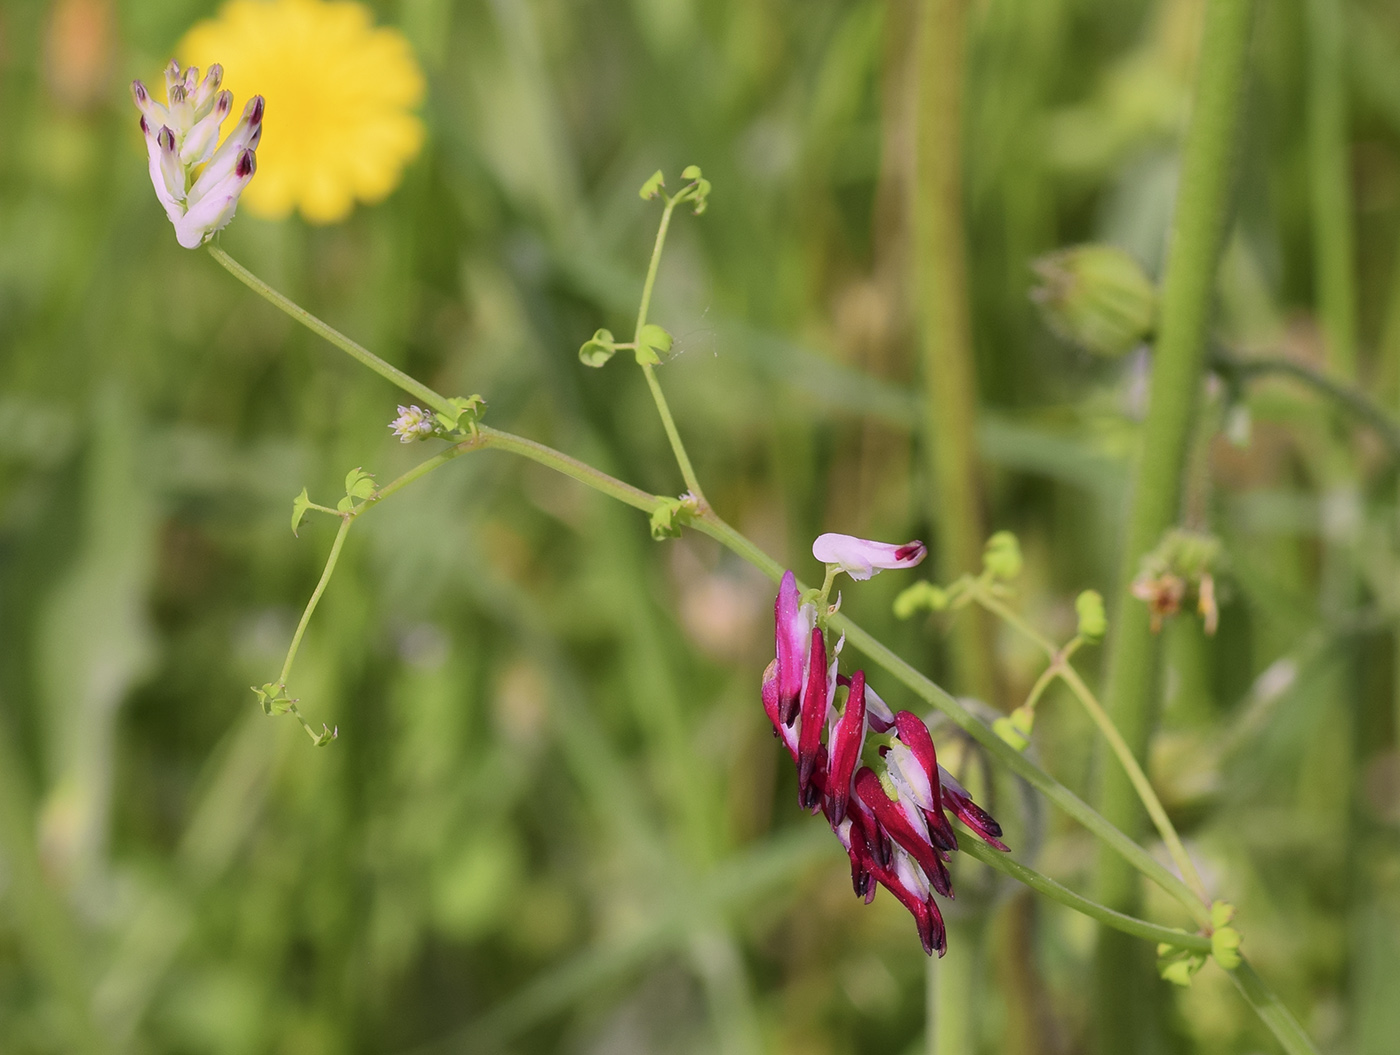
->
[[132, 61, 262, 249]]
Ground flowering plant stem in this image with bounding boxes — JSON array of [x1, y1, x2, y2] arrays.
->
[[208, 248, 1314, 1054], [971, 584, 1212, 907], [207, 244, 457, 418], [634, 195, 706, 504]]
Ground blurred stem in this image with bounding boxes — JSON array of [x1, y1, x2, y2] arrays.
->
[[207, 245, 456, 417], [1210, 347, 1400, 456], [912, 0, 996, 701], [636, 197, 706, 503], [928, 915, 981, 1055], [0, 718, 107, 1053], [1305, 0, 1357, 380], [1228, 959, 1318, 1055], [1096, 0, 1256, 1047]]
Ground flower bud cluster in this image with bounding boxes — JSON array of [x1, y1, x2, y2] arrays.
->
[[762, 552, 1008, 957], [132, 61, 263, 248]]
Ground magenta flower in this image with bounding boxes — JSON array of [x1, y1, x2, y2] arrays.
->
[[812, 533, 927, 581], [760, 566, 1008, 956]]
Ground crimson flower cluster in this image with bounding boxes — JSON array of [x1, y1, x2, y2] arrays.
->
[[761, 549, 1008, 956]]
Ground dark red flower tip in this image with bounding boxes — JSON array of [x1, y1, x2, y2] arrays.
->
[[853, 767, 944, 886], [796, 626, 827, 802], [894, 541, 927, 563], [825, 670, 867, 826]]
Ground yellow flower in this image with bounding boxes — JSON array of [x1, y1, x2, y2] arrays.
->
[[177, 0, 424, 224]]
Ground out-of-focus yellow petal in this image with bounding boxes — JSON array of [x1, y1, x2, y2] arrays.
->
[[177, 0, 425, 225]]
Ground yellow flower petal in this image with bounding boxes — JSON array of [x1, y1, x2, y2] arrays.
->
[[177, 0, 425, 225]]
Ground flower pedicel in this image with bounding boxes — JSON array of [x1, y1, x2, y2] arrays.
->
[[132, 61, 263, 248], [762, 535, 1007, 956]]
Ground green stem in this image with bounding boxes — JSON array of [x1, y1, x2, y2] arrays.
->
[[912, 0, 996, 702], [957, 838, 1210, 952], [1096, 0, 1256, 1043], [1211, 348, 1400, 456], [634, 199, 706, 502], [1058, 664, 1211, 906], [207, 245, 455, 417], [1228, 958, 1318, 1055], [975, 579, 1210, 901], [278, 515, 353, 688]]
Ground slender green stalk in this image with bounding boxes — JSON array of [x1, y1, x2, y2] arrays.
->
[[207, 244, 455, 416], [1096, 0, 1256, 1044], [912, 0, 996, 702], [477, 426, 660, 513], [635, 198, 706, 502], [278, 515, 353, 688], [1228, 958, 1318, 1055], [957, 838, 1210, 952], [1058, 665, 1210, 906], [1305, 0, 1357, 380], [929, 916, 980, 1055], [971, 579, 1211, 904]]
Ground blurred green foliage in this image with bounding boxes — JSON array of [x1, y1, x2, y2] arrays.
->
[[3, 0, 1400, 1053]]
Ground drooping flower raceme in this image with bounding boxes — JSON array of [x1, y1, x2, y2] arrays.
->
[[132, 61, 263, 248], [761, 539, 1007, 956]]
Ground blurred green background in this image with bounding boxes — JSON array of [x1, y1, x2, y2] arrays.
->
[[3, 0, 1400, 1052]]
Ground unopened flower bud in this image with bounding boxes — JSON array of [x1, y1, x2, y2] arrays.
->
[[1075, 589, 1107, 641], [1031, 244, 1158, 357], [982, 531, 1023, 581]]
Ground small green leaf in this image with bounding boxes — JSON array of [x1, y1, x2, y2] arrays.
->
[[639, 170, 665, 200], [291, 487, 312, 536], [1076, 589, 1107, 641], [311, 724, 339, 747], [336, 495, 354, 513], [252, 682, 293, 716], [636, 323, 672, 365], [648, 494, 696, 540], [579, 328, 618, 368], [344, 467, 375, 501], [681, 164, 702, 180], [691, 177, 711, 215], [893, 581, 948, 619], [1210, 901, 1236, 929]]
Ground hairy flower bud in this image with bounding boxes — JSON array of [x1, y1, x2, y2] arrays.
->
[[1031, 244, 1158, 357]]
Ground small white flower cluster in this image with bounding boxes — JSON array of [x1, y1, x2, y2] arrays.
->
[[132, 61, 263, 249], [389, 405, 436, 443]]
